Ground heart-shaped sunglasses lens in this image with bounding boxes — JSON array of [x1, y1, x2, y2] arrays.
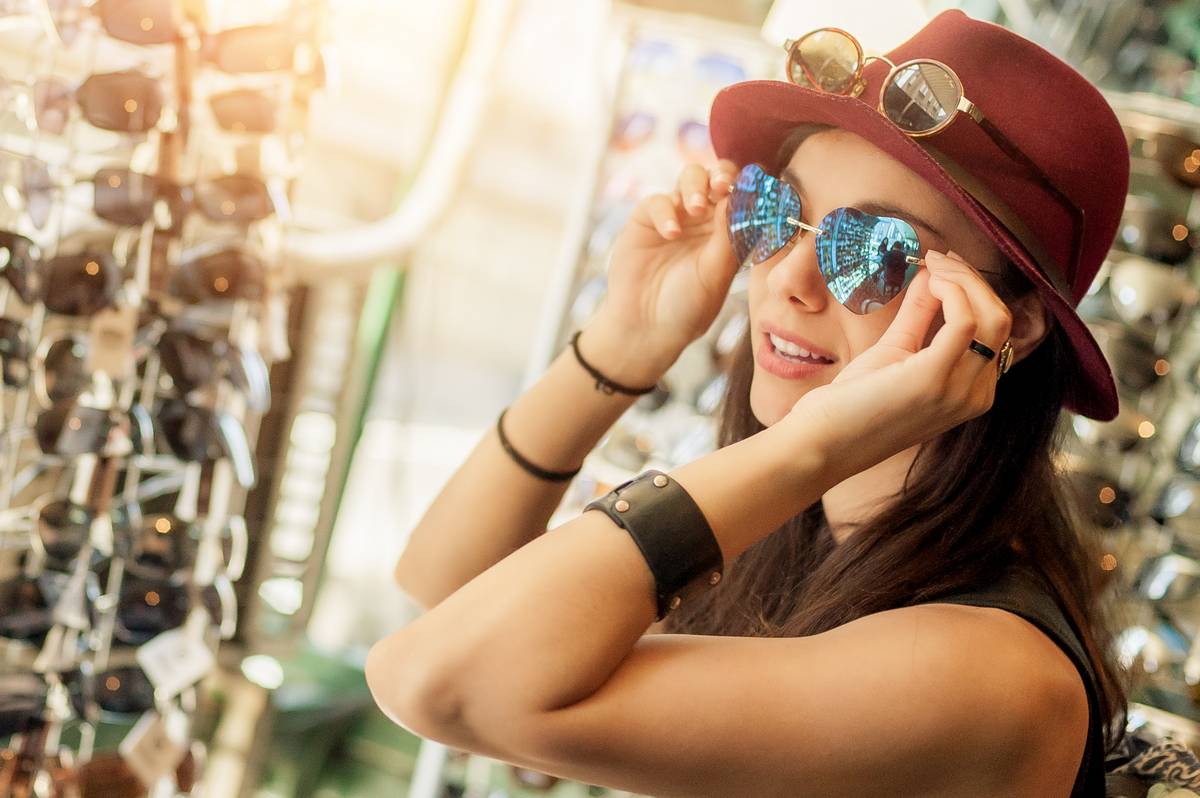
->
[[728, 164, 801, 266], [815, 207, 921, 315]]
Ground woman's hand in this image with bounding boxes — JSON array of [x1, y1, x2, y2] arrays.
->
[[781, 250, 1014, 479], [590, 160, 741, 367]]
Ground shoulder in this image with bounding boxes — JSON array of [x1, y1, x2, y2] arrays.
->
[[848, 602, 1091, 784]]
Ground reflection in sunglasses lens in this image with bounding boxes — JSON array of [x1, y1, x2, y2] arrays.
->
[[727, 164, 801, 266], [792, 29, 859, 92], [815, 207, 920, 315], [881, 62, 960, 134]]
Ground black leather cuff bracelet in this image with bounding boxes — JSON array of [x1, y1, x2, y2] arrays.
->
[[583, 469, 725, 621]]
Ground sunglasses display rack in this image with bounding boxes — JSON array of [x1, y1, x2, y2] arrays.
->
[[0, 2, 328, 796], [1060, 93, 1200, 740]]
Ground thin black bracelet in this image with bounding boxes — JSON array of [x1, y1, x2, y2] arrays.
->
[[570, 330, 657, 396], [496, 406, 582, 482]]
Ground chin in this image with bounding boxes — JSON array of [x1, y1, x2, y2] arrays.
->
[[749, 377, 796, 428]]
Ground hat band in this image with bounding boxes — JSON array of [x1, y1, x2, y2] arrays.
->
[[918, 142, 1076, 301]]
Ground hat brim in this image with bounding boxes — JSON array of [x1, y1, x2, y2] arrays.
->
[[710, 80, 1119, 421]]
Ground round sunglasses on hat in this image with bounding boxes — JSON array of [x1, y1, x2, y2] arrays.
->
[[782, 26, 1085, 280]]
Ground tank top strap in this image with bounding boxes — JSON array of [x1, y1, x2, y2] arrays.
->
[[917, 563, 1106, 796]]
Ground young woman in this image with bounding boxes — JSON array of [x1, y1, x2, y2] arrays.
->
[[368, 10, 1131, 797]]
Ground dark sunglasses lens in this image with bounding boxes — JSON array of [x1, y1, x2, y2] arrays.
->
[[881, 62, 961, 134], [76, 71, 163, 133], [0, 317, 29, 387], [42, 336, 89, 402], [116, 578, 188, 645], [94, 167, 161, 226], [94, 666, 156, 715], [195, 175, 273, 223], [815, 208, 920, 315], [0, 575, 52, 642], [792, 30, 859, 92], [96, 0, 179, 44], [36, 402, 113, 456], [43, 253, 120, 316], [133, 513, 194, 578], [727, 164, 801, 266], [207, 25, 295, 72], [174, 247, 265, 302], [0, 230, 40, 304], [159, 330, 218, 393], [38, 499, 93, 564], [158, 399, 218, 461], [209, 88, 277, 133]]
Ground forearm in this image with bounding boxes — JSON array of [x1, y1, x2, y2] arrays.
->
[[394, 316, 680, 609], [368, 415, 840, 734]]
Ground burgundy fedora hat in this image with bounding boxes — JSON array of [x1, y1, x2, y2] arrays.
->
[[709, 8, 1128, 421]]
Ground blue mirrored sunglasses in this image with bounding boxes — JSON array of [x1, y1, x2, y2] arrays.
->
[[727, 163, 924, 315]]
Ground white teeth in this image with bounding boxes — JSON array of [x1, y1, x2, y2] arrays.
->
[[769, 332, 829, 361]]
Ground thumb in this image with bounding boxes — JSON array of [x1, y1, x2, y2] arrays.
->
[[698, 197, 738, 283]]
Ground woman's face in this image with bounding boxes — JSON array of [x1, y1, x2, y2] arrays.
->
[[746, 128, 1007, 426]]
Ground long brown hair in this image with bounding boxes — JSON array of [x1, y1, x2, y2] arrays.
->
[[663, 124, 1129, 754]]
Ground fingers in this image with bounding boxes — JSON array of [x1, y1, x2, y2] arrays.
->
[[636, 160, 742, 240], [645, 194, 683, 238], [920, 250, 1014, 409]]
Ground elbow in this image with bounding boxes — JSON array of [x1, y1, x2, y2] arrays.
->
[[365, 631, 469, 744]]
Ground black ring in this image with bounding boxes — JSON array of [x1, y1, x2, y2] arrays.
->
[[967, 339, 996, 361]]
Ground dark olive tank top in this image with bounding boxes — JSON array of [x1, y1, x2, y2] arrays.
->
[[919, 564, 1106, 797]]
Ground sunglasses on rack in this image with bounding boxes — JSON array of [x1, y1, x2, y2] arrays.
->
[[728, 163, 924, 314], [208, 88, 279, 134], [32, 69, 164, 136], [154, 396, 256, 488], [0, 239, 123, 316], [0, 567, 100, 643], [782, 27, 1086, 282], [169, 243, 267, 304], [88, 168, 276, 228], [113, 571, 235, 645], [158, 327, 271, 411]]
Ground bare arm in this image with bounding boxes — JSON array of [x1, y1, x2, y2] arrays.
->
[[393, 315, 680, 613]]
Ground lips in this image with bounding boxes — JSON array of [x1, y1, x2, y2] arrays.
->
[[759, 323, 837, 362]]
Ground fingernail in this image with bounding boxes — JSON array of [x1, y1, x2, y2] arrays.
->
[[664, 221, 681, 235], [688, 193, 706, 211]]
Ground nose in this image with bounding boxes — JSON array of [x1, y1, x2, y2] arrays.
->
[[765, 230, 829, 311]]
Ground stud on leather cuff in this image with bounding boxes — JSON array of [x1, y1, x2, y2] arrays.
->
[[583, 469, 725, 621]]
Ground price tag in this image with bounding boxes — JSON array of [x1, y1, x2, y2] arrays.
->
[[136, 627, 215, 699], [119, 711, 186, 788]]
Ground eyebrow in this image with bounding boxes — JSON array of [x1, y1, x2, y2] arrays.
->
[[781, 166, 948, 242]]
